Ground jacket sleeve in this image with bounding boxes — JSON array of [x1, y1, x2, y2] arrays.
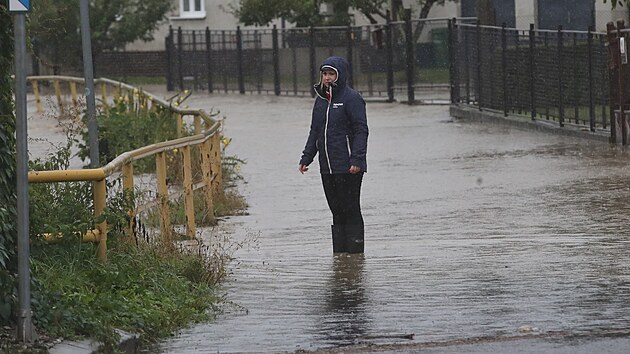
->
[[299, 102, 320, 166], [347, 94, 369, 171]]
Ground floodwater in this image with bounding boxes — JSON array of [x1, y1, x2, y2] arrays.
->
[[142, 94, 630, 353]]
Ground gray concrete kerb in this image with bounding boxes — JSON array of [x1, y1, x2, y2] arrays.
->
[[450, 104, 611, 143], [48, 329, 139, 354]]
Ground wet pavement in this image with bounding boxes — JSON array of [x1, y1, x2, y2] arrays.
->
[[27, 92, 630, 353], [149, 94, 630, 353]]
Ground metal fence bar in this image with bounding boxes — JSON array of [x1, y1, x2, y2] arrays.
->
[[476, 23, 482, 110], [588, 26, 595, 131], [405, 13, 414, 104], [236, 26, 244, 94], [386, 17, 395, 102], [206, 27, 214, 93], [558, 26, 564, 127], [177, 27, 183, 91], [501, 23, 507, 116], [273, 25, 281, 96], [529, 24, 536, 120]]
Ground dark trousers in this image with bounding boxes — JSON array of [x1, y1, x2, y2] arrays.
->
[[321, 173, 364, 226]]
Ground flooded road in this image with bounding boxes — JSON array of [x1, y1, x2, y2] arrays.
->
[[157, 95, 630, 353]]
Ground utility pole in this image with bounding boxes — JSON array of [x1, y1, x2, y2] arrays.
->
[[79, 0, 99, 167]]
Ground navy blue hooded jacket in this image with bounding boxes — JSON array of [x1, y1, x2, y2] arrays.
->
[[299, 56, 369, 174]]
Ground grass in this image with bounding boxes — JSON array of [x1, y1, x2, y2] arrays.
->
[[0, 92, 249, 353]]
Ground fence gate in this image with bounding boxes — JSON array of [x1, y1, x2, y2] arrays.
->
[[606, 20, 630, 145]]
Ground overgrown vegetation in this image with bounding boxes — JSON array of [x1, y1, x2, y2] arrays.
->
[[0, 2, 18, 330], [1, 87, 249, 352], [77, 90, 184, 171], [20, 130, 248, 351]]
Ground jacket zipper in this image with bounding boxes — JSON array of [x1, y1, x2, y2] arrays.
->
[[346, 135, 351, 156], [324, 88, 332, 174]]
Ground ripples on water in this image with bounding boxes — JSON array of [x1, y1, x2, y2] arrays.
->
[[157, 97, 630, 353]]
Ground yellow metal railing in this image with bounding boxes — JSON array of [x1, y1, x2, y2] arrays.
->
[[27, 76, 223, 261]]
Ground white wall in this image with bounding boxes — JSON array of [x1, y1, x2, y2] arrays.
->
[[595, 1, 629, 32], [126, 0, 630, 51], [515, 0, 628, 31]]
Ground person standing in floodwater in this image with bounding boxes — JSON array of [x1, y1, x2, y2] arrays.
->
[[298, 56, 369, 254]]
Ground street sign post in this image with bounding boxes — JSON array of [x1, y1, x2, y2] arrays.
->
[[11, 0, 33, 343], [9, 0, 30, 13]]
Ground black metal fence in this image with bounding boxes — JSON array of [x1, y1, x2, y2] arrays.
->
[[166, 18, 475, 103], [450, 22, 610, 130]]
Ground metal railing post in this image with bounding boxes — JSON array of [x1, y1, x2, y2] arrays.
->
[[192, 31, 198, 90], [236, 26, 245, 94], [501, 23, 508, 116], [573, 32, 579, 123], [156, 152, 172, 242], [272, 25, 281, 96], [210, 132, 223, 196], [385, 13, 395, 102], [166, 26, 174, 92], [32, 80, 42, 112], [476, 22, 482, 110], [177, 27, 184, 91], [404, 11, 415, 104], [558, 25, 565, 127], [206, 27, 213, 93], [53, 79, 64, 114], [617, 20, 627, 145], [100, 82, 108, 112], [94, 179, 107, 261], [122, 163, 135, 241], [588, 26, 595, 131], [448, 18, 458, 104], [529, 24, 536, 120], [200, 139, 215, 222], [182, 146, 196, 239]]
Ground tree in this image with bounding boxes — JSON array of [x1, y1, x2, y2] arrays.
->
[[234, 0, 390, 27], [607, 0, 629, 8], [235, 0, 321, 27], [29, 0, 173, 73], [234, 0, 453, 27], [0, 4, 18, 326]]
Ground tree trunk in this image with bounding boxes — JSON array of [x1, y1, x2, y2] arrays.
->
[[476, 0, 496, 26]]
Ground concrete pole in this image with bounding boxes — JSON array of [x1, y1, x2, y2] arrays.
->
[[14, 13, 33, 343], [79, 0, 99, 167]]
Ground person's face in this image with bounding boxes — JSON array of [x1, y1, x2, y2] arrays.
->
[[322, 69, 337, 87]]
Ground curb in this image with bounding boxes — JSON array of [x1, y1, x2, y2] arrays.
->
[[449, 104, 611, 143], [49, 329, 139, 354]]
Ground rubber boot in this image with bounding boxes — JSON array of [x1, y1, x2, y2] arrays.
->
[[331, 225, 346, 253], [344, 224, 364, 254]]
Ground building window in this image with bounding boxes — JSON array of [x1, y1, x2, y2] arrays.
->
[[180, 0, 205, 18], [538, 0, 594, 30]]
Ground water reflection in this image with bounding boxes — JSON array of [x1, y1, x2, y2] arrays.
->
[[317, 253, 370, 347]]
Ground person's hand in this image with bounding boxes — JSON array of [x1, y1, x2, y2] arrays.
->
[[299, 164, 309, 174], [349, 165, 361, 174]]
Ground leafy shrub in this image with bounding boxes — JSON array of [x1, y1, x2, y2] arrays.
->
[[77, 96, 182, 172], [0, 5, 17, 326]]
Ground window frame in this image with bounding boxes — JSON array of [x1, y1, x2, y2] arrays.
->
[[179, 0, 206, 19]]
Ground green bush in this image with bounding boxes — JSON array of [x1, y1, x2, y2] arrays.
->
[[0, 4, 17, 327], [31, 239, 221, 349], [78, 98, 182, 172]]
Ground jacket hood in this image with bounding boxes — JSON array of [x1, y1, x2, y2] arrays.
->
[[314, 56, 349, 97]]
